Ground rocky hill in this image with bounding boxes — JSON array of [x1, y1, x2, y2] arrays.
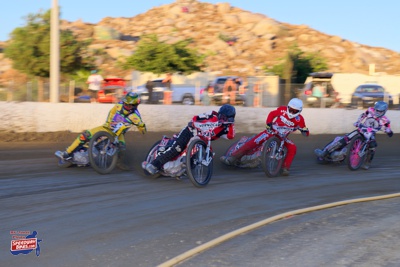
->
[[1, 0, 400, 82]]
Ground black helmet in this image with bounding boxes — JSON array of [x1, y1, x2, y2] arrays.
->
[[374, 101, 388, 117], [218, 104, 236, 123]]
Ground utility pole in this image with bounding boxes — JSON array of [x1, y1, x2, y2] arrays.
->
[[50, 0, 60, 103]]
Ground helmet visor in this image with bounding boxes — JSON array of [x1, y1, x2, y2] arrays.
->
[[123, 103, 137, 111], [219, 114, 234, 123], [375, 109, 385, 117], [288, 107, 300, 115]]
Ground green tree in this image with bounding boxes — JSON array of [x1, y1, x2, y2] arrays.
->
[[263, 45, 328, 84], [123, 34, 205, 74], [4, 9, 94, 101]]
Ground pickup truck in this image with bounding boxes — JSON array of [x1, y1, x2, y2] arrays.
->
[[134, 79, 196, 105]]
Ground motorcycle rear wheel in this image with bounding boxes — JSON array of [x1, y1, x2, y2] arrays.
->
[[261, 137, 284, 177], [186, 139, 213, 188], [88, 131, 119, 174], [143, 140, 162, 178], [346, 134, 366, 171]]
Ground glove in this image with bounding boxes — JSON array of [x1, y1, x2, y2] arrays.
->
[[266, 123, 273, 130], [387, 130, 393, 137], [138, 123, 146, 135], [353, 122, 360, 128], [300, 127, 309, 137]]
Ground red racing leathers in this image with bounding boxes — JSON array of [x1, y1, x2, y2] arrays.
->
[[230, 106, 309, 170]]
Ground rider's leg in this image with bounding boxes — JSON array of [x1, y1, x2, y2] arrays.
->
[[362, 140, 377, 170], [282, 140, 297, 175], [145, 126, 193, 174], [62, 126, 103, 159], [315, 135, 348, 157], [117, 135, 131, 170], [221, 130, 270, 165]]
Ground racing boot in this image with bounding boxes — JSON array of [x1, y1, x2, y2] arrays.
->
[[314, 149, 328, 158], [220, 155, 237, 166], [144, 162, 159, 175], [55, 150, 72, 160], [362, 150, 374, 170], [281, 168, 290, 176], [117, 150, 131, 171]]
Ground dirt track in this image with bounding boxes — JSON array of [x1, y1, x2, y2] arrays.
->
[[2, 131, 400, 266]]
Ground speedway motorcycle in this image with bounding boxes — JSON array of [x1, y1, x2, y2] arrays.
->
[[55, 120, 128, 174], [222, 125, 297, 177], [143, 124, 220, 188], [315, 124, 379, 171]]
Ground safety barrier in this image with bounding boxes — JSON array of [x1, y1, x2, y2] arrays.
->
[[0, 102, 398, 134]]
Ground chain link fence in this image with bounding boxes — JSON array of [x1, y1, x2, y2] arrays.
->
[[0, 80, 88, 102], [0, 77, 305, 108]]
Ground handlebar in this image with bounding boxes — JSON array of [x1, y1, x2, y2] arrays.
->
[[357, 124, 379, 133]]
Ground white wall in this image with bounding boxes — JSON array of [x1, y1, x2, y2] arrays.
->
[[0, 102, 398, 134]]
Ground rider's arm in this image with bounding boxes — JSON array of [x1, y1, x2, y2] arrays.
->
[[128, 112, 146, 134], [353, 110, 367, 127], [222, 123, 235, 140], [193, 111, 217, 121], [297, 115, 310, 136], [104, 104, 119, 128], [381, 117, 393, 137], [212, 123, 235, 140], [266, 107, 280, 124]]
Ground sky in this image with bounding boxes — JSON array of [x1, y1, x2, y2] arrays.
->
[[1, 0, 399, 52]]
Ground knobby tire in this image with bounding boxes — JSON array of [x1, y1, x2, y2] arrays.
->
[[346, 134, 367, 171], [88, 131, 119, 174], [186, 138, 213, 188], [261, 136, 284, 177], [143, 140, 162, 178]]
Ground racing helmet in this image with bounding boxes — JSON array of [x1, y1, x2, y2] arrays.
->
[[374, 101, 388, 118], [287, 98, 303, 119], [122, 92, 140, 111], [218, 104, 236, 123]]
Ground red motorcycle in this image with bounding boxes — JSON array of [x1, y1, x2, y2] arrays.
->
[[222, 125, 298, 177], [143, 123, 222, 187]]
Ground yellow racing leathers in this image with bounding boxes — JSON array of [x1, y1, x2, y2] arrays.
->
[[65, 103, 146, 154]]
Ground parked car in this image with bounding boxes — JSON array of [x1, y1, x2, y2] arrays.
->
[[97, 78, 128, 103], [299, 82, 337, 108], [299, 73, 337, 108], [202, 76, 246, 106], [134, 78, 196, 105], [350, 83, 393, 108]]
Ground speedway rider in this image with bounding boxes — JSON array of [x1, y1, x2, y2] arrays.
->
[[143, 104, 236, 175], [315, 101, 393, 169], [56, 92, 146, 170], [221, 98, 309, 176]]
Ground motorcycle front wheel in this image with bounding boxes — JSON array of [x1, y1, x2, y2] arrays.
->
[[88, 131, 119, 174], [261, 137, 284, 177], [346, 134, 366, 171], [143, 140, 162, 178], [186, 139, 213, 188]]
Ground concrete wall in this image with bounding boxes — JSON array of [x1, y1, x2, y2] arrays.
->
[[0, 102, 398, 134]]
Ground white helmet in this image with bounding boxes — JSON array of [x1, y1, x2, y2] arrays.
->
[[287, 98, 303, 119]]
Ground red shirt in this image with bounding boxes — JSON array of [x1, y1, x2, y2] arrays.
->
[[192, 111, 235, 140], [266, 106, 308, 133]]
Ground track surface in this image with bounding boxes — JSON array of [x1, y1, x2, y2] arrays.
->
[[1, 132, 400, 267]]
